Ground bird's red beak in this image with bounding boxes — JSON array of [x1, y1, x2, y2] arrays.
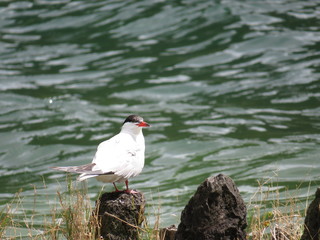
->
[[137, 121, 150, 127]]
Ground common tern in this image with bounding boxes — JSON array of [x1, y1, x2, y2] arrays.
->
[[51, 115, 150, 193]]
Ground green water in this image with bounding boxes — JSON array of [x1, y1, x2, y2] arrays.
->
[[1, 0, 320, 237]]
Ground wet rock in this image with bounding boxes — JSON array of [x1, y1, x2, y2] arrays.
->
[[160, 225, 177, 240], [175, 174, 247, 240], [301, 188, 320, 240], [96, 191, 145, 240]]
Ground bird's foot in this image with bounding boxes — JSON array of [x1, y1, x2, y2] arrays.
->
[[111, 188, 138, 194], [124, 189, 139, 194], [123, 180, 138, 194]]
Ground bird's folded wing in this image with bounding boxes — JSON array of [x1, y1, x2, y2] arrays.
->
[[93, 135, 140, 179]]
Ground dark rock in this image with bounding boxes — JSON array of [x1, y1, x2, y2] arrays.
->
[[175, 174, 247, 240], [160, 225, 177, 240], [301, 188, 320, 240], [96, 191, 145, 240]]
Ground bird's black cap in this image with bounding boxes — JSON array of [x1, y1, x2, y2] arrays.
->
[[123, 115, 143, 125]]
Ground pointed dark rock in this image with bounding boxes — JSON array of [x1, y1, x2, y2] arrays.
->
[[175, 174, 247, 240]]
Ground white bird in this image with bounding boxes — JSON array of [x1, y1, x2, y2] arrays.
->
[[51, 115, 150, 193]]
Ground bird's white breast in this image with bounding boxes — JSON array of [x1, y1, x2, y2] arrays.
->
[[92, 131, 145, 182]]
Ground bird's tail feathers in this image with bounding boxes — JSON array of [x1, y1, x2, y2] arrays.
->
[[50, 163, 97, 174], [50, 166, 79, 173]]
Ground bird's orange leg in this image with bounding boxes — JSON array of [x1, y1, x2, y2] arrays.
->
[[113, 182, 120, 192], [125, 180, 138, 194]]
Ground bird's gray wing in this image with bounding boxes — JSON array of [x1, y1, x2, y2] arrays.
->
[[51, 163, 109, 175]]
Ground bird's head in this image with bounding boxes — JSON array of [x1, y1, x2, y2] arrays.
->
[[121, 115, 150, 134]]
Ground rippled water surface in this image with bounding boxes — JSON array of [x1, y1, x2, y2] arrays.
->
[[1, 0, 320, 237]]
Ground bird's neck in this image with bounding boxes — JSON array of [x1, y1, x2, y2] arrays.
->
[[120, 127, 143, 139]]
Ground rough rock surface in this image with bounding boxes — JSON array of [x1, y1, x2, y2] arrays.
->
[[175, 174, 247, 240], [301, 188, 320, 240], [97, 191, 145, 240]]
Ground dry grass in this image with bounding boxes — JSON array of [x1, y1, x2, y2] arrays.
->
[[0, 174, 311, 240], [0, 178, 102, 240], [247, 174, 306, 240], [50, 182, 101, 240], [0, 176, 161, 240]]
